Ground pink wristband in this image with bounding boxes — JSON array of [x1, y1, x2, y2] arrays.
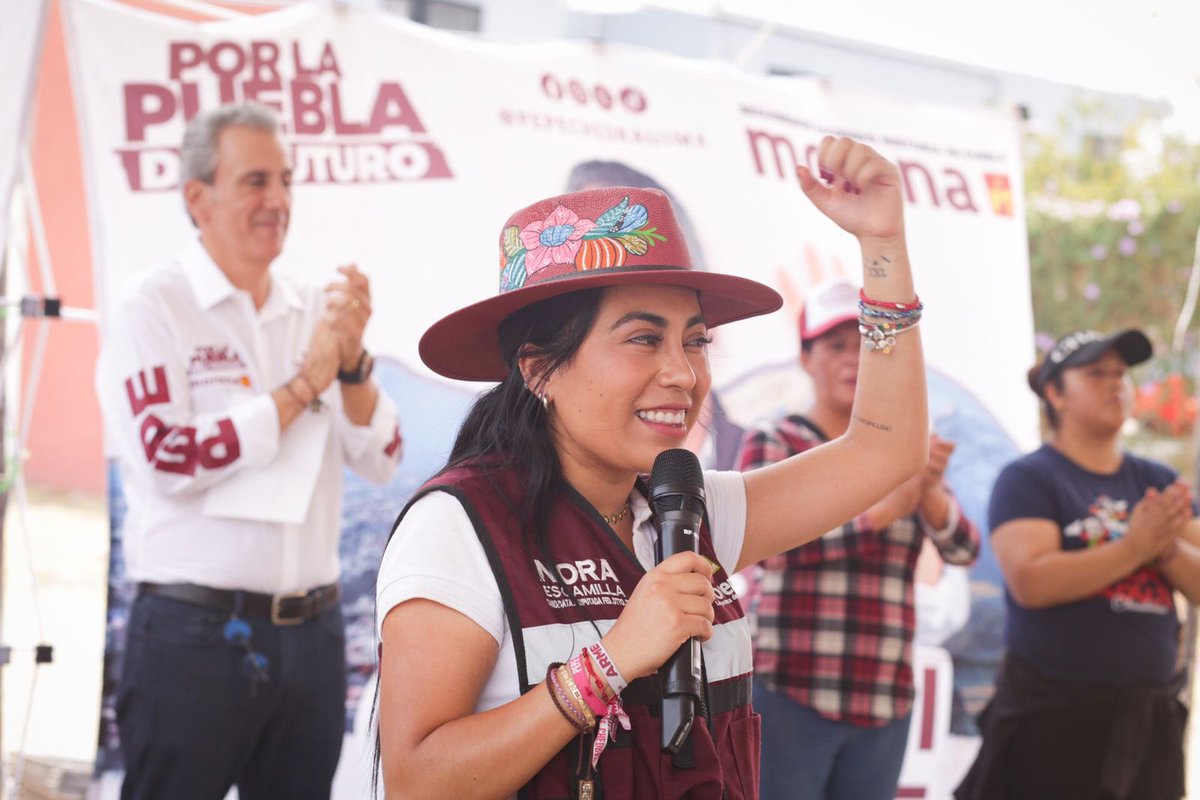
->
[[591, 701, 631, 769], [569, 654, 609, 717], [547, 663, 590, 731]]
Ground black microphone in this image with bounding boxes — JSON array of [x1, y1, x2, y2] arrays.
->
[[650, 448, 706, 754]]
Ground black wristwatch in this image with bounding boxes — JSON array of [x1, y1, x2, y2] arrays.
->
[[337, 349, 374, 384]]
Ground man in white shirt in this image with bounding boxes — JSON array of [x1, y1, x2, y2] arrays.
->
[[96, 102, 401, 800]]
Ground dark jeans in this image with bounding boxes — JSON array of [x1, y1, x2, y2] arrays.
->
[[754, 683, 911, 800], [117, 592, 347, 800]]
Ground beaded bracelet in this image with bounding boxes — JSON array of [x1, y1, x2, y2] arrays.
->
[[860, 315, 920, 333], [295, 373, 324, 412], [859, 288, 921, 311], [857, 285, 923, 355], [282, 381, 310, 409], [545, 663, 592, 732], [858, 319, 919, 355], [859, 301, 923, 321]]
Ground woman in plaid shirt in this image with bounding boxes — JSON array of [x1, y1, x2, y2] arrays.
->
[[736, 277, 979, 800]]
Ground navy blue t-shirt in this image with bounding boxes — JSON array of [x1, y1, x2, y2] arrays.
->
[[989, 445, 1184, 685]]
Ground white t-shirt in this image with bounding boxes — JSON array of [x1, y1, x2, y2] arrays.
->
[[377, 470, 748, 713], [914, 564, 972, 647]]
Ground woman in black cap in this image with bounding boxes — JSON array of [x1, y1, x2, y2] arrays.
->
[[956, 329, 1200, 800]]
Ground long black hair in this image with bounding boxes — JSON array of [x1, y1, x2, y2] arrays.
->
[[444, 287, 606, 546], [372, 288, 605, 796]]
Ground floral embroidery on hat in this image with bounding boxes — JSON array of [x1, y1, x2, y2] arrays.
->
[[500, 196, 668, 291], [519, 205, 595, 274]]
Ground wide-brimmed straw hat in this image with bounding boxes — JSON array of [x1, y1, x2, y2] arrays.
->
[[419, 186, 783, 381]]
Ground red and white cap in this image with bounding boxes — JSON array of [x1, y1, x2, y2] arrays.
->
[[798, 277, 860, 344]]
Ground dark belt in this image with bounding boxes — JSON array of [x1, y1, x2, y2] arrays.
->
[[137, 581, 340, 626]]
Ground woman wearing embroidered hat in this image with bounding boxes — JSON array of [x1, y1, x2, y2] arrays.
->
[[956, 329, 1200, 800], [375, 136, 928, 799]]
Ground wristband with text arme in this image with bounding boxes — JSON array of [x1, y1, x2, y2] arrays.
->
[[586, 642, 627, 695], [581, 650, 616, 704]]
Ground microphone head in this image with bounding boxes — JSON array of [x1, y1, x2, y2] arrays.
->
[[650, 448, 705, 514]]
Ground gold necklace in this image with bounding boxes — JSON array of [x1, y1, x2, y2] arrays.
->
[[602, 504, 630, 526]]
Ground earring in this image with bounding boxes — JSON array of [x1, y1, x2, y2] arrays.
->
[[541, 393, 551, 411]]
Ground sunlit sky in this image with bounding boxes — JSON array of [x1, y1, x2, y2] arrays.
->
[[657, 0, 1200, 137]]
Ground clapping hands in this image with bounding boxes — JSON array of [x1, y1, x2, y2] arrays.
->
[[300, 263, 372, 394], [325, 264, 372, 371], [1126, 480, 1193, 565]]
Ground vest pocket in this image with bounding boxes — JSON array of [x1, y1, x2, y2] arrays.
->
[[724, 712, 761, 800]]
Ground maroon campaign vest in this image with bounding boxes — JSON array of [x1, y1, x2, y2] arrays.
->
[[401, 463, 759, 800]]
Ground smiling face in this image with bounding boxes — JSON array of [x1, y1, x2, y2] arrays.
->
[[186, 125, 292, 274], [537, 284, 713, 485], [1048, 348, 1134, 436]]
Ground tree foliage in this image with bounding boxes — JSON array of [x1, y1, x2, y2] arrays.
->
[[1025, 118, 1200, 359], [1025, 113, 1200, 457]]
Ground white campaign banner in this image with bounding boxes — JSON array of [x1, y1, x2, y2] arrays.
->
[[0, 0, 49, 258], [67, 0, 1037, 447], [68, 0, 1032, 793]]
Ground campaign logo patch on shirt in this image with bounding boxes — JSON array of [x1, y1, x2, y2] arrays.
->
[[187, 345, 251, 389]]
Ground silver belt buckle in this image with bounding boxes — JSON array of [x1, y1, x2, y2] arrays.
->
[[271, 590, 310, 626]]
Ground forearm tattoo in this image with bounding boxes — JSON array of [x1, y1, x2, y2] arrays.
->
[[855, 414, 893, 433]]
